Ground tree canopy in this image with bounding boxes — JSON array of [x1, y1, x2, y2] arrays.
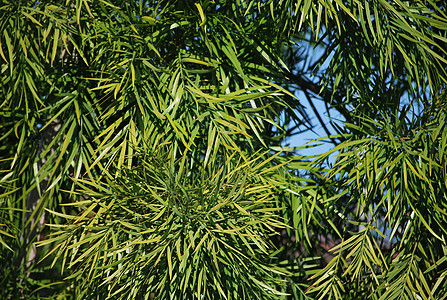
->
[[1, 0, 447, 299]]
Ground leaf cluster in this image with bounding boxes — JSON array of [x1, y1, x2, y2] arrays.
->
[[38, 148, 292, 299]]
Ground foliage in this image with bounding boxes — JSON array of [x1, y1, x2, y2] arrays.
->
[[0, 0, 446, 299], [307, 101, 447, 299], [38, 149, 295, 299]]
